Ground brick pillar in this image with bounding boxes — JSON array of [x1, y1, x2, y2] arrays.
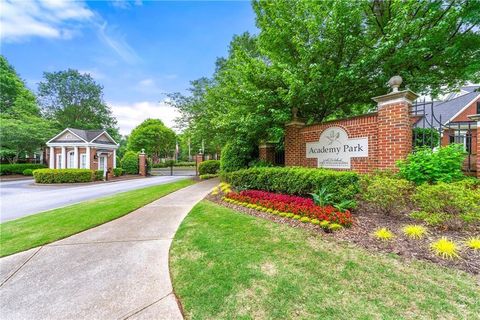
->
[[139, 151, 146, 176], [372, 76, 419, 171], [259, 142, 276, 164], [284, 108, 305, 166], [468, 115, 480, 178]]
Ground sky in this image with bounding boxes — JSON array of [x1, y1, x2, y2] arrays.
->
[[1, 0, 257, 135]]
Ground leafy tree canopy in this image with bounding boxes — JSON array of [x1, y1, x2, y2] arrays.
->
[[38, 69, 119, 139], [0, 56, 57, 163], [0, 55, 39, 116], [127, 118, 176, 162], [172, 0, 480, 156]]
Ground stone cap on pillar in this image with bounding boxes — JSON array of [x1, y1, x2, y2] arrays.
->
[[372, 76, 419, 109], [286, 107, 305, 127]]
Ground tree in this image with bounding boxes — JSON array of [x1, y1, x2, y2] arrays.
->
[[127, 119, 176, 163], [0, 55, 40, 116], [0, 56, 56, 163], [38, 69, 118, 135], [173, 0, 480, 158]]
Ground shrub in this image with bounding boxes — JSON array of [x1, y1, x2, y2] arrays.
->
[[412, 128, 440, 148], [430, 238, 459, 259], [200, 173, 219, 180], [402, 225, 427, 239], [411, 181, 480, 227], [329, 223, 343, 231], [113, 168, 124, 177], [94, 170, 104, 181], [222, 167, 359, 204], [33, 169, 94, 183], [397, 144, 467, 184], [360, 175, 414, 214], [373, 228, 395, 241], [0, 163, 47, 175], [199, 160, 220, 175], [121, 151, 139, 174], [220, 142, 253, 172], [22, 169, 33, 176]]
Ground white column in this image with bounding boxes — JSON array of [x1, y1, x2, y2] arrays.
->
[[61, 147, 66, 169], [74, 146, 79, 168], [49, 147, 54, 169], [86, 147, 91, 169], [113, 149, 116, 168]]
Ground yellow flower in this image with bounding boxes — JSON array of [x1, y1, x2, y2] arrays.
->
[[465, 237, 480, 250], [402, 225, 427, 239], [373, 228, 395, 241], [430, 238, 459, 259]]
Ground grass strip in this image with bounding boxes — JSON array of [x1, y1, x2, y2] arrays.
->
[[170, 200, 480, 319], [0, 178, 195, 257]]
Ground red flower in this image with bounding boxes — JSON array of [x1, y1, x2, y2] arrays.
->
[[225, 190, 353, 226]]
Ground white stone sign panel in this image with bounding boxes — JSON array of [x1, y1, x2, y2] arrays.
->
[[306, 127, 368, 169]]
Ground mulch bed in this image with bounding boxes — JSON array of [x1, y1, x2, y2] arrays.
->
[[207, 194, 480, 275]]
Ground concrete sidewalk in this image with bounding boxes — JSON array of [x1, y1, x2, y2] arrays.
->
[[0, 179, 218, 320]]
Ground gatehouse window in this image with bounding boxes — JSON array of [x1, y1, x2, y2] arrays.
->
[[449, 130, 472, 153], [80, 154, 87, 169]]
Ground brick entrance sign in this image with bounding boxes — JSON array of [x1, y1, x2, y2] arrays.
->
[[270, 76, 421, 173]]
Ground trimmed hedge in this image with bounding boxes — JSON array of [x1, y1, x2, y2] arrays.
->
[[95, 170, 104, 181], [222, 167, 360, 204], [22, 169, 33, 176], [199, 160, 220, 175], [199, 173, 219, 180], [0, 164, 47, 175], [33, 169, 94, 184], [113, 168, 124, 177], [121, 151, 139, 174]]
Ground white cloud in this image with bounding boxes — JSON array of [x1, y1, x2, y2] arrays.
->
[[109, 100, 180, 135], [110, 0, 143, 9], [96, 22, 141, 64], [138, 78, 154, 87], [0, 0, 93, 42]]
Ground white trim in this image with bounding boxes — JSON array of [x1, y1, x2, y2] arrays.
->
[[73, 146, 79, 168], [61, 147, 66, 169], [46, 142, 118, 149], [46, 128, 87, 144], [90, 131, 119, 145], [86, 147, 91, 169], [445, 94, 480, 124], [49, 147, 54, 169], [113, 149, 116, 168]]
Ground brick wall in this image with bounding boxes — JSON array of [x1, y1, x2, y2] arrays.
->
[[377, 102, 412, 170], [259, 143, 276, 164], [283, 90, 417, 173], [292, 114, 379, 173]]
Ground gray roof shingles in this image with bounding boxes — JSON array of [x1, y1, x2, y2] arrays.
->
[[414, 91, 480, 129], [68, 128, 116, 144]]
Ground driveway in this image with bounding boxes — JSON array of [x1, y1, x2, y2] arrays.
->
[[0, 179, 218, 320], [0, 176, 185, 222]]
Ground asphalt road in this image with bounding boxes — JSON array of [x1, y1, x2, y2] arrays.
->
[[0, 176, 186, 222]]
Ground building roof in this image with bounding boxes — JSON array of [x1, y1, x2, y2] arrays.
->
[[414, 91, 480, 129], [47, 128, 118, 146], [69, 128, 106, 142]]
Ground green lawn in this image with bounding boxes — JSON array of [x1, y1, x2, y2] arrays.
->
[[170, 200, 480, 320], [0, 178, 195, 257]]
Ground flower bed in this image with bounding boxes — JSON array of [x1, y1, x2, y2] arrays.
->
[[225, 190, 353, 226]]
